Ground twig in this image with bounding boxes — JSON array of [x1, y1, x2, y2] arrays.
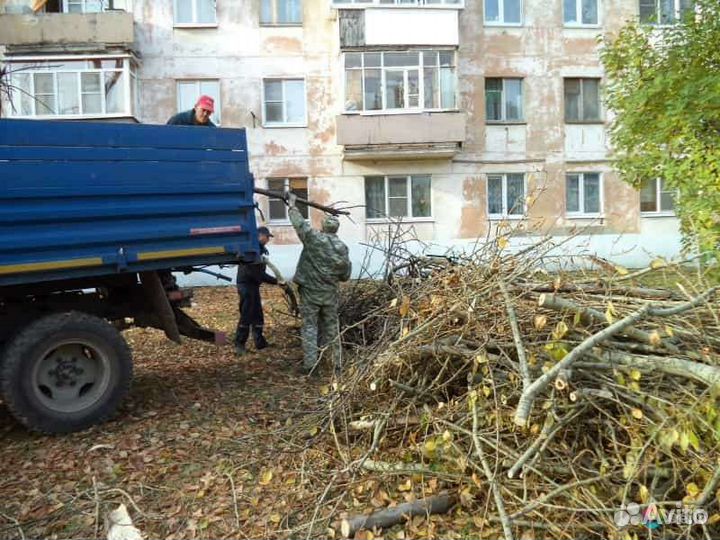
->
[[471, 397, 514, 540], [697, 460, 720, 507], [510, 475, 608, 519], [98, 488, 155, 520], [93, 476, 100, 539], [507, 414, 556, 479], [499, 280, 531, 389], [226, 473, 241, 529], [0, 513, 25, 540]]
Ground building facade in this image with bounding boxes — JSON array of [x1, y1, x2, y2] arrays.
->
[[0, 0, 685, 277]]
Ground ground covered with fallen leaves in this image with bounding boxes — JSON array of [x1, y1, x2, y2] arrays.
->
[[0, 287, 346, 539]]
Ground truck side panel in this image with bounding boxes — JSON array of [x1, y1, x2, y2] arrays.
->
[[0, 119, 259, 287]]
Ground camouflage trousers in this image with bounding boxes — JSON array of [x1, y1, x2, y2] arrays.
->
[[299, 289, 342, 371]]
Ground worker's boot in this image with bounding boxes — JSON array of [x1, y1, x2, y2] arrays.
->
[[235, 325, 250, 356], [253, 327, 269, 350]]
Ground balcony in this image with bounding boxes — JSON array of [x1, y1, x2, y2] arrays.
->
[[336, 111, 466, 160], [0, 12, 134, 49], [339, 8, 459, 47]]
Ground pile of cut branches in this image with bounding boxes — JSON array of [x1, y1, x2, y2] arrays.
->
[[308, 236, 720, 539]]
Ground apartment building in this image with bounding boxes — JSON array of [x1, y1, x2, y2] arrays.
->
[[0, 0, 686, 273]]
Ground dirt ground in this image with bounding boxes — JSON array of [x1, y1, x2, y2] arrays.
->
[[0, 287, 344, 539]]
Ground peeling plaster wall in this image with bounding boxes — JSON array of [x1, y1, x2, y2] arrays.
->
[[129, 0, 679, 281], [454, 0, 645, 243], [133, 0, 344, 218]]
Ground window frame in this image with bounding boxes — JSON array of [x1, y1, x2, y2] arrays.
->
[[331, 0, 464, 8], [486, 173, 527, 219], [62, 0, 104, 13], [343, 50, 457, 115], [484, 0, 523, 26], [565, 172, 604, 217], [267, 178, 309, 223], [485, 77, 524, 123], [564, 77, 603, 124], [639, 0, 693, 26], [563, 0, 601, 27], [640, 178, 677, 216], [261, 0, 303, 25], [6, 54, 137, 120], [364, 175, 434, 222], [262, 78, 308, 128], [176, 79, 222, 125], [173, 0, 218, 28]]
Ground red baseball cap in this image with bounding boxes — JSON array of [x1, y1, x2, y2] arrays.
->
[[195, 95, 215, 113]]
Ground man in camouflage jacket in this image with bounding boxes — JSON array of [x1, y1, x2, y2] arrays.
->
[[287, 193, 351, 374]]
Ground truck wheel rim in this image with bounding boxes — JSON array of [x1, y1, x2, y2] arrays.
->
[[32, 340, 112, 414]]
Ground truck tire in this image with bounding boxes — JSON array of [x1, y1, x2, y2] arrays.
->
[[0, 312, 132, 434]]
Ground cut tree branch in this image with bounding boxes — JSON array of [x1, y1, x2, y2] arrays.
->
[[516, 287, 718, 426], [253, 187, 350, 216], [500, 281, 531, 390], [340, 493, 457, 538], [538, 293, 678, 353], [472, 398, 514, 540]]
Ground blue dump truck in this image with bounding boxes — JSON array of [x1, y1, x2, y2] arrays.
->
[[0, 119, 259, 433]]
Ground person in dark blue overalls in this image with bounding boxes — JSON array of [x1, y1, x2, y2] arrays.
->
[[235, 227, 282, 355]]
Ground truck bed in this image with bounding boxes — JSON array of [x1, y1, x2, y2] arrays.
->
[[0, 119, 258, 287]]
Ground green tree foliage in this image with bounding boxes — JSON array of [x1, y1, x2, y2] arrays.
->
[[601, 0, 720, 255]]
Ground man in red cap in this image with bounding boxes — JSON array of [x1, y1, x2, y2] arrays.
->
[[160, 95, 217, 292], [166, 95, 216, 126]]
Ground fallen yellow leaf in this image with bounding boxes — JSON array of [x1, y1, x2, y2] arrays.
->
[[399, 296, 411, 317], [259, 469, 273, 486], [397, 478, 412, 492], [615, 264, 629, 276]]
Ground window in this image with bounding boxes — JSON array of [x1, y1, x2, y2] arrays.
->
[[344, 51, 456, 112], [174, 0, 216, 25], [333, 0, 462, 6], [64, 0, 103, 12], [38, 1, 130, 13], [263, 79, 306, 127], [485, 78, 523, 122], [177, 80, 221, 125], [365, 175, 432, 219], [7, 57, 137, 118], [566, 173, 602, 216], [268, 178, 308, 221], [564, 0, 599, 25], [484, 0, 522, 25], [564, 78, 601, 122], [261, 0, 302, 24], [640, 178, 676, 214], [639, 0, 693, 25], [487, 173, 525, 217]]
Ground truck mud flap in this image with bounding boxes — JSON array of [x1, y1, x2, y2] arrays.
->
[[139, 271, 182, 343]]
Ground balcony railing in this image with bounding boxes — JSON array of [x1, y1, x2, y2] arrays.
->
[[0, 11, 134, 47], [333, 0, 463, 7]]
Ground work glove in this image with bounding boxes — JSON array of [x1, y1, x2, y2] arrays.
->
[[286, 190, 298, 208]]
